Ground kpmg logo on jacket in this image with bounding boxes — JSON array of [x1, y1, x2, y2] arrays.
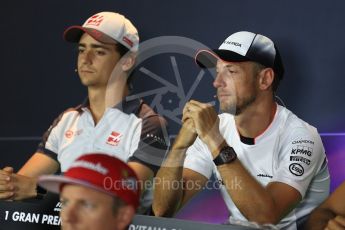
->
[[291, 145, 313, 157]]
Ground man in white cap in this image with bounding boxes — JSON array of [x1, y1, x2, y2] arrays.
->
[[39, 153, 140, 230], [153, 31, 329, 229], [0, 12, 168, 213]]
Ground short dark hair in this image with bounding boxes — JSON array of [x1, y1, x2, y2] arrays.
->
[[115, 43, 135, 90], [253, 62, 281, 92], [115, 43, 130, 57]]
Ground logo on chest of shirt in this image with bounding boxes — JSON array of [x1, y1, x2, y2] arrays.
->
[[106, 131, 123, 146], [54, 202, 62, 212], [65, 129, 83, 139], [65, 130, 73, 138], [257, 173, 273, 179]]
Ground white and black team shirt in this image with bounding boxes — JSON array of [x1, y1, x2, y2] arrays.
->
[[184, 104, 330, 230], [37, 98, 169, 212]]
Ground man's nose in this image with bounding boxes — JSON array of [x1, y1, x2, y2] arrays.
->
[[80, 50, 93, 64], [61, 203, 78, 224], [213, 73, 224, 88]]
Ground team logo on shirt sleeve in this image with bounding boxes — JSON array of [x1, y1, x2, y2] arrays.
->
[[291, 145, 313, 156], [106, 131, 123, 146], [290, 139, 314, 168], [290, 156, 311, 165], [289, 163, 304, 176]]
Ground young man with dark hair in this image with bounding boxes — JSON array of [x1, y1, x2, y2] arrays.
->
[[0, 12, 169, 213]]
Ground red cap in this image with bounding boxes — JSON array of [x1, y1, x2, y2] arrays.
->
[[38, 153, 140, 209]]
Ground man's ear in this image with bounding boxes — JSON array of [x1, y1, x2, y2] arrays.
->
[[258, 68, 274, 91], [116, 205, 135, 230], [121, 53, 136, 72]]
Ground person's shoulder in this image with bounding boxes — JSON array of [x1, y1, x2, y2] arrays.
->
[[50, 104, 82, 123], [278, 105, 323, 148], [134, 101, 168, 134], [137, 101, 167, 122], [59, 104, 83, 118], [64, 105, 82, 113], [279, 105, 318, 134]]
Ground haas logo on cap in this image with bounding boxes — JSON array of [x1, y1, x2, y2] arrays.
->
[[86, 15, 104, 27]]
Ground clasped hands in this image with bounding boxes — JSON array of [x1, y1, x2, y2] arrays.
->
[[0, 167, 37, 201], [174, 100, 225, 156]]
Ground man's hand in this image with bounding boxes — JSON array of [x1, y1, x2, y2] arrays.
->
[[11, 173, 37, 200], [325, 215, 345, 230], [0, 167, 15, 199], [0, 167, 37, 200], [183, 100, 225, 156], [173, 116, 197, 150]]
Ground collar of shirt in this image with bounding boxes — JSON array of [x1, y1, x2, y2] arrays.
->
[[78, 97, 142, 115]]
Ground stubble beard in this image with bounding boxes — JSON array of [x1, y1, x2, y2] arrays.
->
[[221, 92, 257, 116]]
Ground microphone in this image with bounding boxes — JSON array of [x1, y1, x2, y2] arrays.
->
[[74, 68, 78, 73]]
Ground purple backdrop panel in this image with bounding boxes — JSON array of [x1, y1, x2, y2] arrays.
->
[[321, 134, 345, 191]]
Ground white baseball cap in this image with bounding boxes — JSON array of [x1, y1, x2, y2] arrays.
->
[[63, 12, 139, 52], [195, 31, 284, 80]]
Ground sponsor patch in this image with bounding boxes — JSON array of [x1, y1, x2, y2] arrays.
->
[[291, 145, 313, 156], [54, 202, 61, 212], [65, 130, 73, 139], [64, 129, 82, 139], [223, 40, 242, 47], [290, 156, 311, 165], [122, 36, 134, 47], [289, 163, 304, 176], [257, 174, 273, 178], [292, 140, 314, 145], [145, 133, 168, 146], [106, 131, 122, 146], [71, 160, 108, 175]]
